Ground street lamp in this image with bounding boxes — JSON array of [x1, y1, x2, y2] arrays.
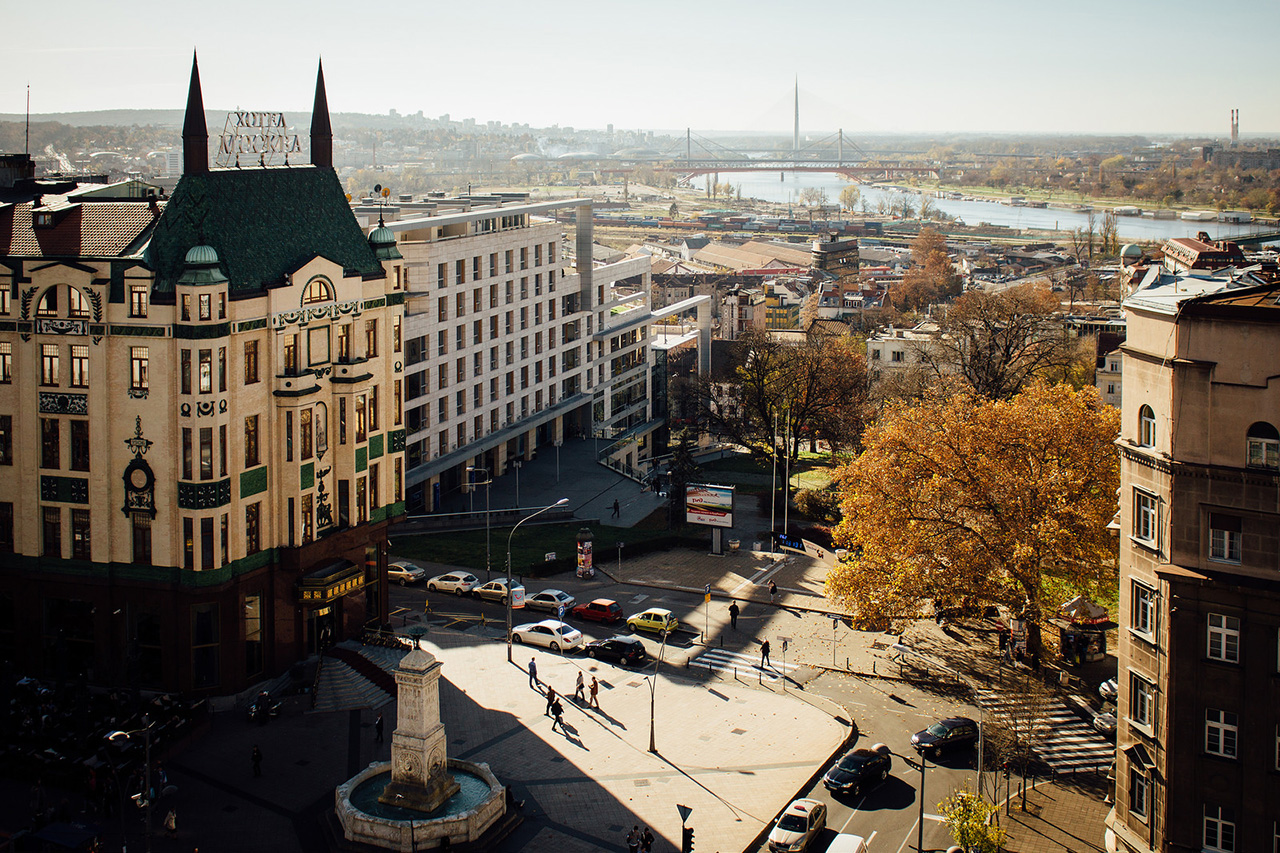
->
[[887, 748, 927, 853], [506, 498, 569, 662], [466, 466, 493, 580], [892, 643, 986, 798], [648, 625, 671, 754], [107, 718, 154, 853], [513, 459, 522, 508]]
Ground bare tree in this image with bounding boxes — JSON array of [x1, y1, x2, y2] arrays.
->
[[982, 671, 1054, 811]]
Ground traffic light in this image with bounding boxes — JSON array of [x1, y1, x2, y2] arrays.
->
[[681, 825, 694, 852]]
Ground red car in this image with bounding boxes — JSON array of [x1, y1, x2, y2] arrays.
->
[[571, 598, 624, 624]]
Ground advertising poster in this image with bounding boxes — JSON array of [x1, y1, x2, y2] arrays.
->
[[576, 539, 594, 578], [686, 484, 735, 528]]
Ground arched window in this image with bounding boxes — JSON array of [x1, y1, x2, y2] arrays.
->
[[1246, 421, 1279, 470], [302, 278, 333, 305], [1138, 405, 1156, 448], [35, 285, 90, 318], [35, 286, 60, 317]]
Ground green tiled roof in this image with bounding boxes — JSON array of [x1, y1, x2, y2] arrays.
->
[[146, 166, 384, 295]]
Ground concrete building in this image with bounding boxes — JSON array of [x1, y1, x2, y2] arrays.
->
[[721, 285, 766, 340], [1096, 348, 1123, 409], [0, 57, 406, 694], [1107, 267, 1280, 853], [380, 201, 710, 511], [865, 322, 940, 372]]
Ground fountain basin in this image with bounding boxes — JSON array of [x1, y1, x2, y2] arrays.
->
[[335, 759, 505, 851]]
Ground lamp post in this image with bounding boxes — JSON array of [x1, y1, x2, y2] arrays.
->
[[466, 466, 493, 580], [506, 498, 569, 662], [107, 718, 154, 853], [513, 459, 522, 508], [892, 643, 986, 798], [648, 625, 671, 754]]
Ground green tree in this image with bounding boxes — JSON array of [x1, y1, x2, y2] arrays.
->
[[828, 383, 1120, 649], [939, 784, 1005, 853], [669, 201, 679, 219], [839, 184, 861, 213], [666, 427, 703, 529]]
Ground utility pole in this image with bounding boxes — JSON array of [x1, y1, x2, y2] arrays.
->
[[793, 76, 799, 158]]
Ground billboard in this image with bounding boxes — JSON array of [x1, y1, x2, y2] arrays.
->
[[686, 484, 735, 528]]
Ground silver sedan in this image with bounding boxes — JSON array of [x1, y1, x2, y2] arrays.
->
[[524, 589, 576, 614]]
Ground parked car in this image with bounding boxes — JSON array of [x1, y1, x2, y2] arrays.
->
[[1099, 678, 1118, 703], [627, 607, 678, 636], [1093, 710, 1117, 738], [472, 579, 524, 604], [426, 572, 479, 595], [911, 716, 979, 758], [767, 797, 826, 852], [525, 589, 575, 614], [583, 637, 649, 667], [387, 562, 427, 586], [510, 619, 584, 652], [571, 598, 624, 624], [822, 743, 891, 796]]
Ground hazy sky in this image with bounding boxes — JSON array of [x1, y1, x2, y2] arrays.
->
[[5, 0, 1277, 137]]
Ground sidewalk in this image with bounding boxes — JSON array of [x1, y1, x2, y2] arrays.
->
[[999, 775, 1110, 853]]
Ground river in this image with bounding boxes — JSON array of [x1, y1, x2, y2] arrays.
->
[[693, 171, 1275, 244]]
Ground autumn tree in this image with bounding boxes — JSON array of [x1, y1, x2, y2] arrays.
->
[[919, 282, 1089, 399], [827, 382, 1120, 650], [838, 184, 861, 213], [939, 784, 1006, 853], [890, 227, 962, 311]]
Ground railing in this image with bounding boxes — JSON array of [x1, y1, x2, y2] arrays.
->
[[395, 506, 574, 533]]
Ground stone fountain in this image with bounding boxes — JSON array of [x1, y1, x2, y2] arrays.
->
[[334, 643, 509, 850]]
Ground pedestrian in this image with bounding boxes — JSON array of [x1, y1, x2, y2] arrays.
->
[[528, 657, 539, 689], [163, 807, 177, 837], [768, 580, 778, 604], [251, 745, 262, 778], [545, 686, 557, 716], [641, 825, 654, 852], [550, 697, 564, 732], [375, 712, 384, 743], [574, 671, 585, 703], [761, 639, 771, 668], [589, 676, 600, 709], [626, 826, 640, 853], [612, 499, 620, 518], [728, 600, 739, 630]]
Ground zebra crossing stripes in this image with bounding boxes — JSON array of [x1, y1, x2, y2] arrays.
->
[[689, 648, 800, 680], [980, 693, 1115, 773]]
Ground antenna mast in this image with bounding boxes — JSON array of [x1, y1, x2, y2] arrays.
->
[[793, 77, 799, 157]]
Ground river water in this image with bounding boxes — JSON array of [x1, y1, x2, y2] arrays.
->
[[694, 171, 1275, 243]]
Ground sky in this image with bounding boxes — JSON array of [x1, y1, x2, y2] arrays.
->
[[4, 0, 1278, 137]]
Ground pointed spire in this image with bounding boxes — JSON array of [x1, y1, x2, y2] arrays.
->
[[311, 59, 333, 169], [183, 51, 209, 175]]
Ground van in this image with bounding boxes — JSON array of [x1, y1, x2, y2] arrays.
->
[[826, 834, 869, 853]]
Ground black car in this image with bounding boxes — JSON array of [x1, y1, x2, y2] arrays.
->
[[583, 637, 649, 666], [911, 716, 979, 758], [822, 745, 892, 795]]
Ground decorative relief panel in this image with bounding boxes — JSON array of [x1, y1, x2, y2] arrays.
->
[[177, 479, 232, 510], [41, 476, 89, 504], [270, 300, 361, 330], [35, 318, 89, 336], [39, 393, 88, 416]]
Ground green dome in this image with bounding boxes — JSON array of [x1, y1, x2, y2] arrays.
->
[[176, 243, 228, 288], [184, 244, 220, 266], [368, 225, 402, 261]]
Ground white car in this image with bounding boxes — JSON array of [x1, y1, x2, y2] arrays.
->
[[510, 619, 584, 652], [426, 571, 479, 595], [768, 797, 826, 852], [525, 589, 576, 614], [388, 562, 427, 585]]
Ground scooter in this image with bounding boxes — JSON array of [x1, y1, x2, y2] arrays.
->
[[247, 691, 281, 724]]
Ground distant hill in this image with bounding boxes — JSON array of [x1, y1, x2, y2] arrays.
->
[[0, 110, 485, 133]]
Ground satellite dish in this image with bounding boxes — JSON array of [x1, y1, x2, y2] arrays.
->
[[345, 193, 352, 201], [381, 188, 390, 198], [374, 184, 382, 193]]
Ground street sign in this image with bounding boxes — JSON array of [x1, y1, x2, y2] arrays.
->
[[704, 583, 711, 595], [704, 593, 711, 603], [779, 636, 790, 651], [676, 804, 692, 823]]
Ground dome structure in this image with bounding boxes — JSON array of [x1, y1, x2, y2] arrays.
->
[[1120, 243, 1143, 263], [368, 224, 402, 261], [175, 243, 228, 287]]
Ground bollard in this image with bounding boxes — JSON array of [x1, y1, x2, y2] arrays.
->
[[758, 668, 762, 685]]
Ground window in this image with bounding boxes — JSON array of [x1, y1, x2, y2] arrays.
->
[[505, 250, 513, 274], [0, 342, 10, 383], [181, 294, 191, 321], [1247, 421, 1280, 470], [0, 415, 10, 466], [0, 502, 12, 552], [70, 420, 89, 471], [218, 347, 226, 392], [437, 262, 447, 289], [68, 286, 89, 318], [198, 293, 211, 321], [131, 514, 151, 565], [1138, 405, 1155, 447], [392, 315, 401, 353], [336, 324, 351, 361], [1134, 490, 1158, 545], [199, 427, 213, 480], [1131, 581, 1155, 635], [220, 514, 228, 566], [201, 516, 214, 570], [473, 256, 481, 280], [41, 344, 59, 386], [0, 285, 7, 314], [198, 349, 212, 393], [1209, 514, 1242, 563], [244, 415, 259, 467], [301, 494, 313, 544], [241, 339, 258, 384], [1206, 708, 1238, 758], [393, 380, 402, 426], [456, 292, 466, 318], [394, 457, 402, 502], [369, 386, 379, 431], [1208, 613, 1240, 663], [1129, 672, 1154, 729], [70, 345, 89, 388], [456, 259, 465, 284], [302, 278, 332, 304], [36, 286, 59, 317], [130, 347, 148, 390], [1128, 768, 1147, 819], [1204, 806, 1236, 853], [245, 502, 261, 554], [356, 476, 367, 524], [284, 334, 298, 374], [356, 395, 367, 442], [42, 507, 61, 558], [218, 292, 226, 319], [182, 428, 193, 480], [40, 418, 59, 469], [71, 509, 90, 560], [244, 594, 263, 676], [219, 425, 227, 477]]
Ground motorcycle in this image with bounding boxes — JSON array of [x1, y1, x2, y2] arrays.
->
[[247, 691, 281, 724]]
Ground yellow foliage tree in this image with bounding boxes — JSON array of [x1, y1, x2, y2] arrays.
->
[[827, 383, 1119, 646]]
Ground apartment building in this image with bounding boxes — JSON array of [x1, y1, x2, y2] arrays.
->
[[1107, 266, 1280, 853], [0, 58, 405, 694], [382, 201, 681, 509]]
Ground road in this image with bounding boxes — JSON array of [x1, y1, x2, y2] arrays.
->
[[388, 565, 991, 853]]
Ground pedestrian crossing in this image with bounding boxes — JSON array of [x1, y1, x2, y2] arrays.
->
[[979, 692, 1114, 774], [688, 648, 801, 681]]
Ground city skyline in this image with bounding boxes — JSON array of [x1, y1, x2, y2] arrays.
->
[[4, 0, 1278, 138]]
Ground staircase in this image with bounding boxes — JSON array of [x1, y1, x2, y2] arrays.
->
[[311, 641, 406, 713]]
